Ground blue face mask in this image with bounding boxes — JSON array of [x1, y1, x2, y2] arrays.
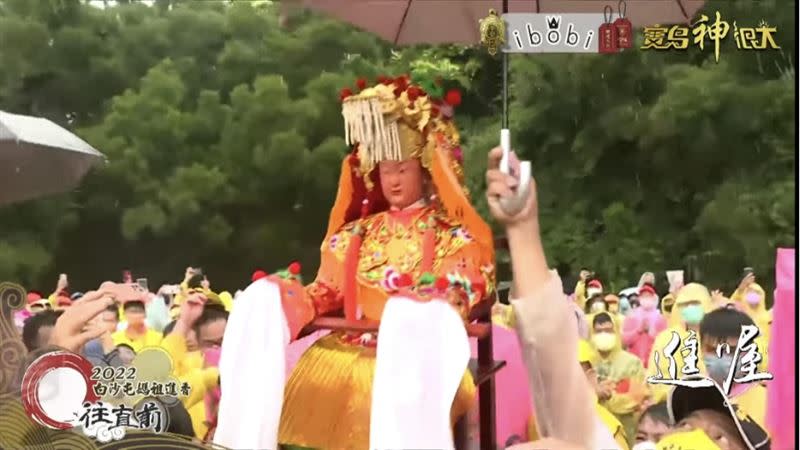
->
[[619, 297, 631, 315], [704, 353, 736, 383], [680, 304, 705, 325]]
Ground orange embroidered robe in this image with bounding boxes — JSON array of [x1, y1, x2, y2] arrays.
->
[[277, 204, 495, 450]]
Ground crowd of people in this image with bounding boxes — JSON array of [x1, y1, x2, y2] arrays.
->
[[8, 75, 790, 450]]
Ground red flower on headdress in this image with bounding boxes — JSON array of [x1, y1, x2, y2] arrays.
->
[[435, 277, 450, 291], [252, 270, 268, 282], [379, 75, 392, 85], [339, 87, 353, 101], [288, 261, 302, 275], [397, 273, 413, 288], [394, 76, 409, 92], [406, 86, 423, 102], [430, 105, 440, 118], [356, 78, 367, 90], [444, 89, 461, 107]]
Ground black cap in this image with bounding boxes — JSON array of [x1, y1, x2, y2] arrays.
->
[[667, 375, 770, 450]]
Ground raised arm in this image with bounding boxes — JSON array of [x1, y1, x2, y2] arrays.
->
[[485, 147, 600, 450]]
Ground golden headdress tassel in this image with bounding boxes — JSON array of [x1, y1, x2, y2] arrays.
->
[[342, 95, 402, 167]]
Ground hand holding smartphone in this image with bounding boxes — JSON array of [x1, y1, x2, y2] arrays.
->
[[99, 282, 149, 303]]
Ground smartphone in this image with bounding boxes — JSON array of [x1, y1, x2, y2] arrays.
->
[[136, 278, 149, 292], [743, 267, 754, 277], [100, 282, 146, 302], [122, 270, 132, 283]]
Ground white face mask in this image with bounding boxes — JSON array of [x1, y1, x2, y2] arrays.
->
[[587, 287, 602, 297], [590, 301, 607, 313], [632, 441, 658, 450]]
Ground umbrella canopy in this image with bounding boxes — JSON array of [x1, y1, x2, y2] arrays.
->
[[0, 110, 106, 206], [286, 0, 706, 46]]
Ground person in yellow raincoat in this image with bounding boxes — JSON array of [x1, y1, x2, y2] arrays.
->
[[659, 293, 675, 316], [698, 307, 768, 427], [588, 311, 646, 445], [578, 339, 630, 450], [526, 339, 629, 449], [646, 283, 714, 404], [112, 298, 163, 352], [604, 294, 625, 325], [160, 293, 224, 440], [729, 272, 772, 344], [657, 375, 771, 450]]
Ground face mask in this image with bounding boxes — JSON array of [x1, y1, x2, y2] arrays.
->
[[703, 353, 734, 383], [745, 291, 761, 306], [619, 298, 631, 315], [587, 287, 602, 297], [680, 304, 704, 325], [640, 296, 658, 311], [203, 346, 222, 368], [591, 332, 617, 351], [632, 441, 658, 450], [590, 302, 606, 313]]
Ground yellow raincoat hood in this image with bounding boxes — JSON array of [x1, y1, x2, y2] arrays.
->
[[667, 283, 713, 328], [735, 282, 767, 312], [578, 339, 599, 367], [587, 311, 624, 354], [660, 293, 675, 315], [731, 282, 772, 359], [733, 283, 772, 331], [649, 283, 713, 403]]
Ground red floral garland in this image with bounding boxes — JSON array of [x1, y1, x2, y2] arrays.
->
[[338, 75, 461, 111]]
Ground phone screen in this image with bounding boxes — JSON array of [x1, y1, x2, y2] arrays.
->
[[136, 278, 149, 292]]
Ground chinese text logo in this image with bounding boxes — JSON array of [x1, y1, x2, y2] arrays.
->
[[641, 11, 779, 62]]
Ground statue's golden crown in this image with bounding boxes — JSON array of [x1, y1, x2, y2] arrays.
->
[[339, 75, 464, 188]]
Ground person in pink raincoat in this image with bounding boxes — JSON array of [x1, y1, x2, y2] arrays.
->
[[621, 284, 666, 367]]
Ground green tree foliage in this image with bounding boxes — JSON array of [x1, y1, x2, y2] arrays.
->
[[0, 0, 794, 298]]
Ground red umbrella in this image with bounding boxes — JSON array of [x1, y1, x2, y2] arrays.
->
[[285, 0, 705, 45], [286, 0, 705, 214]]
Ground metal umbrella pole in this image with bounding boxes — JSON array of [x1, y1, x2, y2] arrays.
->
[[502, 0, 509, 130], [497, 0, 531, 216]]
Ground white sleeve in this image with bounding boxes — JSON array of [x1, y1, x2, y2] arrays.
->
[[214, 279, 289, 450]]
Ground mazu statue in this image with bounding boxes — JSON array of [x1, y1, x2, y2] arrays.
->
[[213, 75, 496, 450]]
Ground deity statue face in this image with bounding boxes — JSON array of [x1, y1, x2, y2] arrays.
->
[[378, 159, 425, 209]]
